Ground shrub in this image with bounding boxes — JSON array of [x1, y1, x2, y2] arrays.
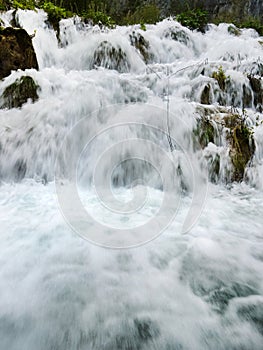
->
[[124, 4, 160, 25], [239, 17, 263, 36], [82, 9, 115, 28], [212, 66, 229, 91], [12, 0, 36, 10], [176, 8, 208, 32]]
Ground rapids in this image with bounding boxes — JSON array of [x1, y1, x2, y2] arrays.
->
[[0, 8, 262, 349]]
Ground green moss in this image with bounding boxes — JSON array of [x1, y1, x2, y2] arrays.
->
[[194, 117, 215, 149], [2, 75, 39, 108], [12, 0, 35, 10], [212, 66, 229, 91], [228, 25, 241, 36]]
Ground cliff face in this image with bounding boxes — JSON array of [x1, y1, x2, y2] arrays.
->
[[203, 0, 263, 20], [157, 0, 263, 22]]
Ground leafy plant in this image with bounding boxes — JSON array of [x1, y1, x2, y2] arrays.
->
[[40, 1, 71, 21], [239, 17, 263, 36], [12, 0, 36, 10], [176, 8, 208, 32], [82, 9, 115, 28], [212, 66, 229, 91], [39, 1, 72, 34]]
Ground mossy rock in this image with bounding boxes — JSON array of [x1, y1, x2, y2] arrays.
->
[[224, 113, 255, 182], [194, 117, 215, 149], [227, 25, 241, 36], [129, 31, 153, 64], [206, 153, 220, 183], [1, 76, 39, 108], [163, 27, 190, 45], [92, 41, 130, 73], [0, 27, 38, 80]]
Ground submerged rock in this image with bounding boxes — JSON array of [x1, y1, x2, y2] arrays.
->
[[129, 31, 153, 63], [163, 26, 190, 46], [1, 76, 39, 108], [236, 299, 263, 335], [0, 27, 38, 80], [92, 41, 130, 73]]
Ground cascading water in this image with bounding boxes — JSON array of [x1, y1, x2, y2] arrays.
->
[[0, 8, 263, 349]]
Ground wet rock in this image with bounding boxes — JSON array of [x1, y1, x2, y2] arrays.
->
[[0, 27, 38, 80], [14, 159, 26, 181], [129, 31, 153, 63], [1, 76, 39, 109], [92, 41, 130, 73], [194, 117, 215, 149], [236, 299, 263, 335], [228, 24, 241, 36], [134, 318, 159, 341], [163, 26, 190, 45], [242, 84, 252, 108], [201, 84, 211, 105], [224, 113, 255, 182], [248, 75, 263, 111], [206, 152, 220, 183], [206, 283, 258, 314]]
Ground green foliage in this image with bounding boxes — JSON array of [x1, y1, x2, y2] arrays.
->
[[40, 1, 72, 21], [0, 0, 12, 10], [12, 0, 36, 10], [176, 8, 208, 32], [212, 66, 229, 91], [140, 23, 146, 31], [239, 17, 263, 36], [82, 9, 115, 27], [0, 0, 5, 10], [214, 13, 263, 36], [124, 4, 160, 25]]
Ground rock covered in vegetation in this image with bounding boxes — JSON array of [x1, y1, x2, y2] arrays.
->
[[92, 41, 130, 73], [129, 31, 153, 64], [1, 76, 39, 108], [195, 106, 255, 183], [0, 27, 38, 80], [163, 26, 190, 45], [224, 113, 255, 182]]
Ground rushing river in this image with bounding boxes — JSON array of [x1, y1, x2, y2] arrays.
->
[[0, 9, 263, 349]]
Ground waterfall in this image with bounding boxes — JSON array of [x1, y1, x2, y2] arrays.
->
[[0, 9, 262, 350]]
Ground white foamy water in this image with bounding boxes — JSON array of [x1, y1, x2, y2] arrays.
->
[[0, 9, 263, 349]]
